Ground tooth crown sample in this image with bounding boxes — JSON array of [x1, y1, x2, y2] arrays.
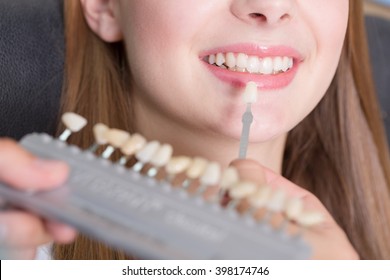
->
[[106, 129, 130, 148], [165, 156, 192, 175], [120, 133, 147, 156], [243, 81, 258, 104], [59, 112, 88, 141], [62, 112, 87, 132], [93, 123, 109, 145]]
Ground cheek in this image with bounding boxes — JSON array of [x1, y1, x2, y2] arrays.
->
[[306, 0, 349, 63], [117, 1, 218, 123], [261, 1, 349, 139], [299, 0, 349, 102], [118, 1, 207, 94], [118, 1, 212, 62]]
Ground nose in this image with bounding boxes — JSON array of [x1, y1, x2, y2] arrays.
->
[[230, 0, 295, 26]]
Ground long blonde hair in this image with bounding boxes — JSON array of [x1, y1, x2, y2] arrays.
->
[[54, 0, 390, 259]]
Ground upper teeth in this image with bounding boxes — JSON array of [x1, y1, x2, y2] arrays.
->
[[207, 52, 293, 75]]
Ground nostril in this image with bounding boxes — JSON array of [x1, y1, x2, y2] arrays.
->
[[280, 14, 290, 21], [249, 13, 267, 22]]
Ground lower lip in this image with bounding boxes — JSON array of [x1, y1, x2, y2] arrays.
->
[[204, 61, 299, 89]]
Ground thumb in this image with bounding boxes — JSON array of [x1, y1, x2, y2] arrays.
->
[[229, 158, 332, 225], [0, 138, 69, 190]]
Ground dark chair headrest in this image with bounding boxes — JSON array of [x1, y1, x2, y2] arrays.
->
[[0, 0, 64, 140], [366, 15, 390, 142]]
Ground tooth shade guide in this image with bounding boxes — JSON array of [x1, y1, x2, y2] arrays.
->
[[4, 133, 314, 260], [238, 82, 256, 159], [81, 119, 325, 229], [58, 114, 323, 240]]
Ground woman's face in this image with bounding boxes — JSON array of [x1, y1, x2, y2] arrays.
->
[[112, 0, 349, 142]]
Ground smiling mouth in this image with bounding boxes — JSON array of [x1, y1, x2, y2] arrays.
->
[[205, 52, 294, 75]]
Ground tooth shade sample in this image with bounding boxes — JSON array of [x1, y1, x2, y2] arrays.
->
[[285, 197, 303, 220], [135, 141, 160, 164], [106, 129, 130, 148], [220, 167, 239, 190], [150, 144, 173, 167], [186, 157, 208, 179], [120, 133, 146, 156], [296, 211, 324, 227], [229, 181, 257, 199], [165, 156, 192, 175], [199, 162, 221, 186], [62, 112, 87, 132], [247, 185, 272, 208], [266, 189, 287, 212], [243, 81, 258, 104], [93, 123, 109, 145]]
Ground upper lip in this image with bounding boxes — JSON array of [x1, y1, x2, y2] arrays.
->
[[199, 43, 304, 61]]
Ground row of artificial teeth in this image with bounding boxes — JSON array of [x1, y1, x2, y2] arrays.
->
[[59, 112, 323, 228], [220, 169, 323, 227], [208, 53, 293, 75]]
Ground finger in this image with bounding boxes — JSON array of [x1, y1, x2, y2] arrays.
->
[[0, 248, 37, 260], [230, 158, 333, 223], [45, 221, 77, 243], [0, 138, 69, 190], [230, 158, 306, 197], [0, 211, 52, 248], [229, 158, 267, 185]]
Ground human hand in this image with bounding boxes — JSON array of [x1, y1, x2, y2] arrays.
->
[[230, 158, 359, 260], [0, 138, 77, 259]]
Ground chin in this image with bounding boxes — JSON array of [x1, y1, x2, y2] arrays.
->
[[211, 118, 286, 144]]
